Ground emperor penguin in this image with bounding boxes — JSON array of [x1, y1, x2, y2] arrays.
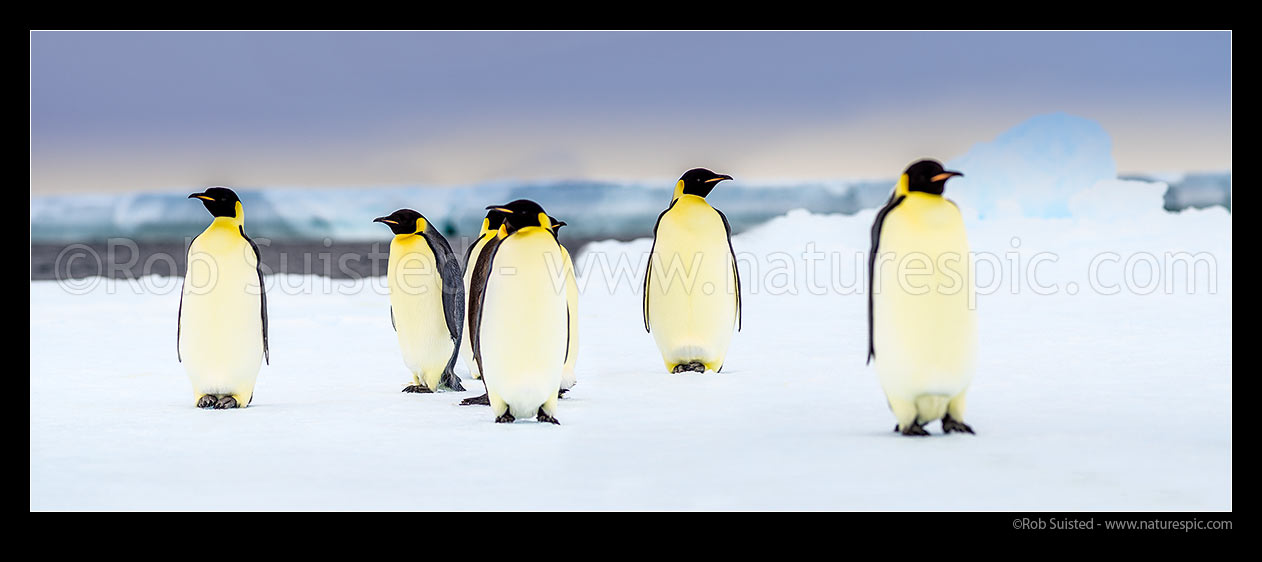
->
[[459, 213, 577, 407], [178, 187, 268, 409], [468, 199, 569, 424], [869, 159, 976, 436], [374, 209, 465, 393], [643, 168, 741, 374], [457, 208, 509, 381]]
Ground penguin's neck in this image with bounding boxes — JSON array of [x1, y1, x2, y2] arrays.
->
[[207, 209, 244, 235], [392, 232, 423, 245], [894, 174, 910, 197], [208, 202, 246, 231], [209, 216, 241, 229], [672, 193, 712, 210], [506, 225, 551, 240]]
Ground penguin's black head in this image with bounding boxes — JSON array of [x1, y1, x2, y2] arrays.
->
[[373, 209, 428, 235], [904, 159, 963, 196], [548, 216, 567, 234], [547, 216, 568, 239], [485, 199, 550, 234], [188, 187, 242, 218], [484, 208, 510, 232], [677, 168, 733, 199]]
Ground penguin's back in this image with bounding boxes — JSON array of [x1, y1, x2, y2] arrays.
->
[[873, 193, 976, 398]]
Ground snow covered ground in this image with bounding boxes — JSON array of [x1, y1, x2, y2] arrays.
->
[[28, 206, 1231, 510], [30, 114, 1231, 510]]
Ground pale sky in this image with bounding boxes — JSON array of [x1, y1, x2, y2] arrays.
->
[[30, 30, 1231, 194]]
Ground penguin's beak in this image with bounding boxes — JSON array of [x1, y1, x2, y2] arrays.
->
[[486, 206, 512, 214], [373, 216, 398, 225], [188, 192, 214, 202], [554, 221, 567, 228], [705, 174, 733, 183], [931, 171, 964, 182]]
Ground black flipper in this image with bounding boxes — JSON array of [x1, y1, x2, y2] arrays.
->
[[240, 227, 269, 365], [177, 278, 185, 362], [867, 193, 906, 365], [642, 201, 676, 333], [714, 207, 741, 332], [468, 233, 506, 379], [420, 225, 466, 392], [461, 232, 488, 272]]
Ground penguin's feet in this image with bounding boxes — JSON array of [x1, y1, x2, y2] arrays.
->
[[898, 422, 930, 437], [671, 361, 706, 374], [941, 414, 975, 435], [439, 372, 466, 392], [558, 388, 569, 398], [213, 396, 238, 410], [460, 393, 490, 406], [402, 385, 433, 393], [495, 412, 516, 424], [536, 411, 560, 425], [196, 395, 218, 409]]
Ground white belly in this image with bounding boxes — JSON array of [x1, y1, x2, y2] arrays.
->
[[179, 226, 264, 398], [647, 197, 737, 370], [480, 229, 568, 417], [388, 238, 455, 390], [873, 194, 976, 401]]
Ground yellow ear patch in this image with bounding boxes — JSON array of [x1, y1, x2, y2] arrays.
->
[[416, 217, 428, 234], [537, 212, 552, 230], [672, 179, 685, 202], [895, 174, 910, 196]]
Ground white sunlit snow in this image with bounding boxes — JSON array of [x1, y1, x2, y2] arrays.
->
[[29, 114, 1231, 510]]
